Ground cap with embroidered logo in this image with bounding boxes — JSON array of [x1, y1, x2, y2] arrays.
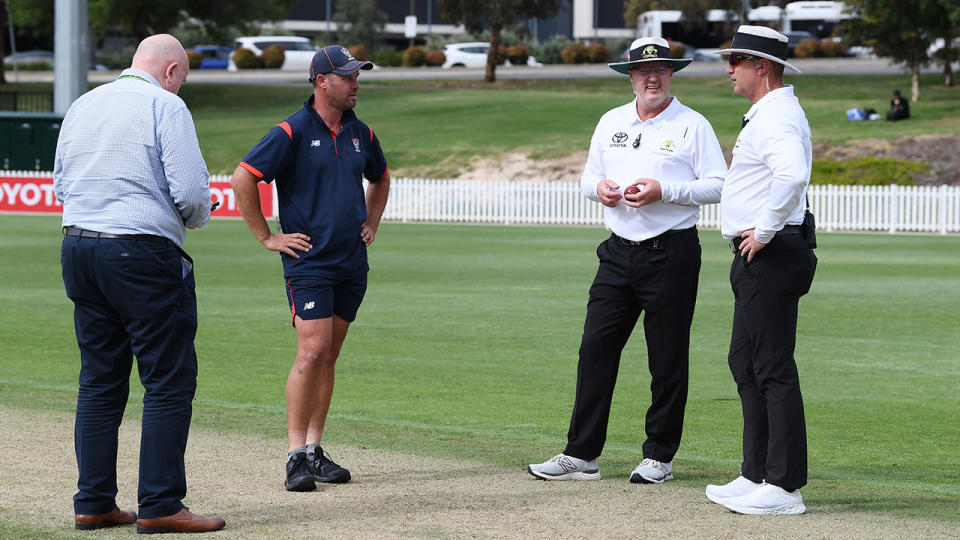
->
[[309, 45, 373, 82]]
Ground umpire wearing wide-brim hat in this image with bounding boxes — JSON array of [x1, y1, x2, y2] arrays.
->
[[608, 37, 692, 75], [715, 25, 801, 74]]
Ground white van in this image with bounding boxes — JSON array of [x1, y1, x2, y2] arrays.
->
[[227, 36, 319, 71]]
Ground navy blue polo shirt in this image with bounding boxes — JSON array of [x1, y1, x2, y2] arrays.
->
[[240, 96, 388, 279]]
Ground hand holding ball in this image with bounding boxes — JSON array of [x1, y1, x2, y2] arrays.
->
[[624, 185, 641, 196]]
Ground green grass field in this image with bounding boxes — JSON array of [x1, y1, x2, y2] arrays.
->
[[175, 73, 960, 175], [1, 214, 958, 523]]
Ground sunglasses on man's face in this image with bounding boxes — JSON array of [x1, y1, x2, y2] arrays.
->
[[727, 54, 758, 66]]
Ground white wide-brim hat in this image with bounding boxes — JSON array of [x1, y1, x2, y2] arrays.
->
[[608, 37, 692, 75], [715, 25, 801, 74]]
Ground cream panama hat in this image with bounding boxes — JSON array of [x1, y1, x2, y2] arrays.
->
[[715, 25, 801, 74]]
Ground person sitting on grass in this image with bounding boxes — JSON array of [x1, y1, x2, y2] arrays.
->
[[886, 89, 909, 121]]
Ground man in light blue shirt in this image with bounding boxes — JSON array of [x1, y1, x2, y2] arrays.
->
[[54, 33, 224, 534]]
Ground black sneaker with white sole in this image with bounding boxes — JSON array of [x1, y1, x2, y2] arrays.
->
[[285, 451, 317, 491], [307, 446, 351, 483]]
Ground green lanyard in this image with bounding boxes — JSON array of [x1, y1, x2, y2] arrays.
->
[[118, 74, 150, 83]]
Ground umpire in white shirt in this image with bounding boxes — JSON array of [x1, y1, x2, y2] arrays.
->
[[55, 34, 224, 533], [704, 26, 817, 515], [528, 37, 726, 484]]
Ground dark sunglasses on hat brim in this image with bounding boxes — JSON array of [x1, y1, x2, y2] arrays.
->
[[726, 54, 759, 66]]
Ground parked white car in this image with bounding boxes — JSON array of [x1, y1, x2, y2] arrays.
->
[[441, 42, 490, 68], [441, 41, 542, 68], [228, 36, 319, 71]]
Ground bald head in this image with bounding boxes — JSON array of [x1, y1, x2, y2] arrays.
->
[[131, 34, 189, 94]]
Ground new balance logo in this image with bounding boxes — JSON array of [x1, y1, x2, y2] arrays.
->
[[311, 140, 321, 147], [304, 301, 315, 310]]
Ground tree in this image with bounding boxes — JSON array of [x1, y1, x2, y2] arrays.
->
[[438, 0, 562, 83], [87, 0, 296, 42], [926, 0, 960, 87], [623, 0, 671, 29], [332, 0, 388, 53], [2, 0, 57, 84], [840, 0, 957, 101]]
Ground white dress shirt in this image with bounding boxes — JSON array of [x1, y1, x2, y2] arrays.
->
[[580, 97, 726, 242], [720, 85, 812, 242], [54, 68, 210, 246]]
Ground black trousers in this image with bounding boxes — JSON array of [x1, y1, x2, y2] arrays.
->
[[61, 234, 198, 519], [564, 228, 701, 462], [727, 232, 816, 491]]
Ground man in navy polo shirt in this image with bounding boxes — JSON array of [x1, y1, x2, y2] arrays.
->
[[230, 44, 390, 492]]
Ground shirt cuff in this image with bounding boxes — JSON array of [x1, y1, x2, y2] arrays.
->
[[754, 228, 775, 244], [581, 177, 602, 202]]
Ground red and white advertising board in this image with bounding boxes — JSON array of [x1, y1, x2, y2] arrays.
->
[[0, 175, 275, 218]]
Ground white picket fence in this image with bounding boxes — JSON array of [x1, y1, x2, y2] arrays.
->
[[9, 169, 958, 233], [383, 178, 960, 234]]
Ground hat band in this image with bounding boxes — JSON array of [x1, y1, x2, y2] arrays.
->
[[730, 33, 788, 61], [629, 44, 671, 62]]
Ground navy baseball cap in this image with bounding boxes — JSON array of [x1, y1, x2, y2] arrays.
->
[[309, 45, 373, 81]]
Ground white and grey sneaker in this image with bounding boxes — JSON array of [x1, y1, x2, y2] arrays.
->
[[527, 453, 601, 481], [705, 475, 762, 504], [629, 458, 673, 484], [719, 482, 806, 515]]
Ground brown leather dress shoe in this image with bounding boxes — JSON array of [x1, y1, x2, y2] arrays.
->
[[136, 507, 226, 534], [75, 505, 137, 530]]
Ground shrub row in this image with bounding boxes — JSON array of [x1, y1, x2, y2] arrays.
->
[[2, 61, 53, 71], [560, 42, 609, 64], [793, 39, 846, 58]]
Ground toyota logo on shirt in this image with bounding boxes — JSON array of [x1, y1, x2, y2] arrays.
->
[[610, 132, 629, 148]]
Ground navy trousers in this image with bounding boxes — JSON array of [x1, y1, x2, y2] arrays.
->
[[61, 234, 197, 519], [564, 229, 701, 462], [727, 232, 816, 491]]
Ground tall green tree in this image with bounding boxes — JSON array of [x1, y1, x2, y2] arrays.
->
[[88, 0, 295, 42], [333, 0, 388, 53], [2, 0, 56, 84], [623, 0, 670, 29], [926, 0, 959, 87], [439, 0, 562, 82], [840, 0, 956, 101]]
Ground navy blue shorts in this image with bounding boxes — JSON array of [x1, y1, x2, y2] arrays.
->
[[285, 275, 367, 325]]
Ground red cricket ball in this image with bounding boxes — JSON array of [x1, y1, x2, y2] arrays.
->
[[624, 185, 641, 195]]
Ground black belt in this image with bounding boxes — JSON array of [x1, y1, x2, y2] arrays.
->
[[611, 227, 696, 249], [63, 226, 173, 245], [729, 224, 802, 253]]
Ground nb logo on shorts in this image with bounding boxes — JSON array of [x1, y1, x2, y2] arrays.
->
[[304, 301, 315, 310], [310, 140, 321, 147]]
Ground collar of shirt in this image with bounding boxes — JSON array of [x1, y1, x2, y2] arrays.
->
[[118, 68, 161, 88], [626, 95, 681, 127], [742, 85, 795, 124], [304, 95, 358, 133], [742, 85, 796, 123]]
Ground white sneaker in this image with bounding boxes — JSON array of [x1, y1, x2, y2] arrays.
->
[[629, 458, 673, 484], [719, 482, 806, 515], [527, 453, 601, 481], [705, 475, 762, 504]]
